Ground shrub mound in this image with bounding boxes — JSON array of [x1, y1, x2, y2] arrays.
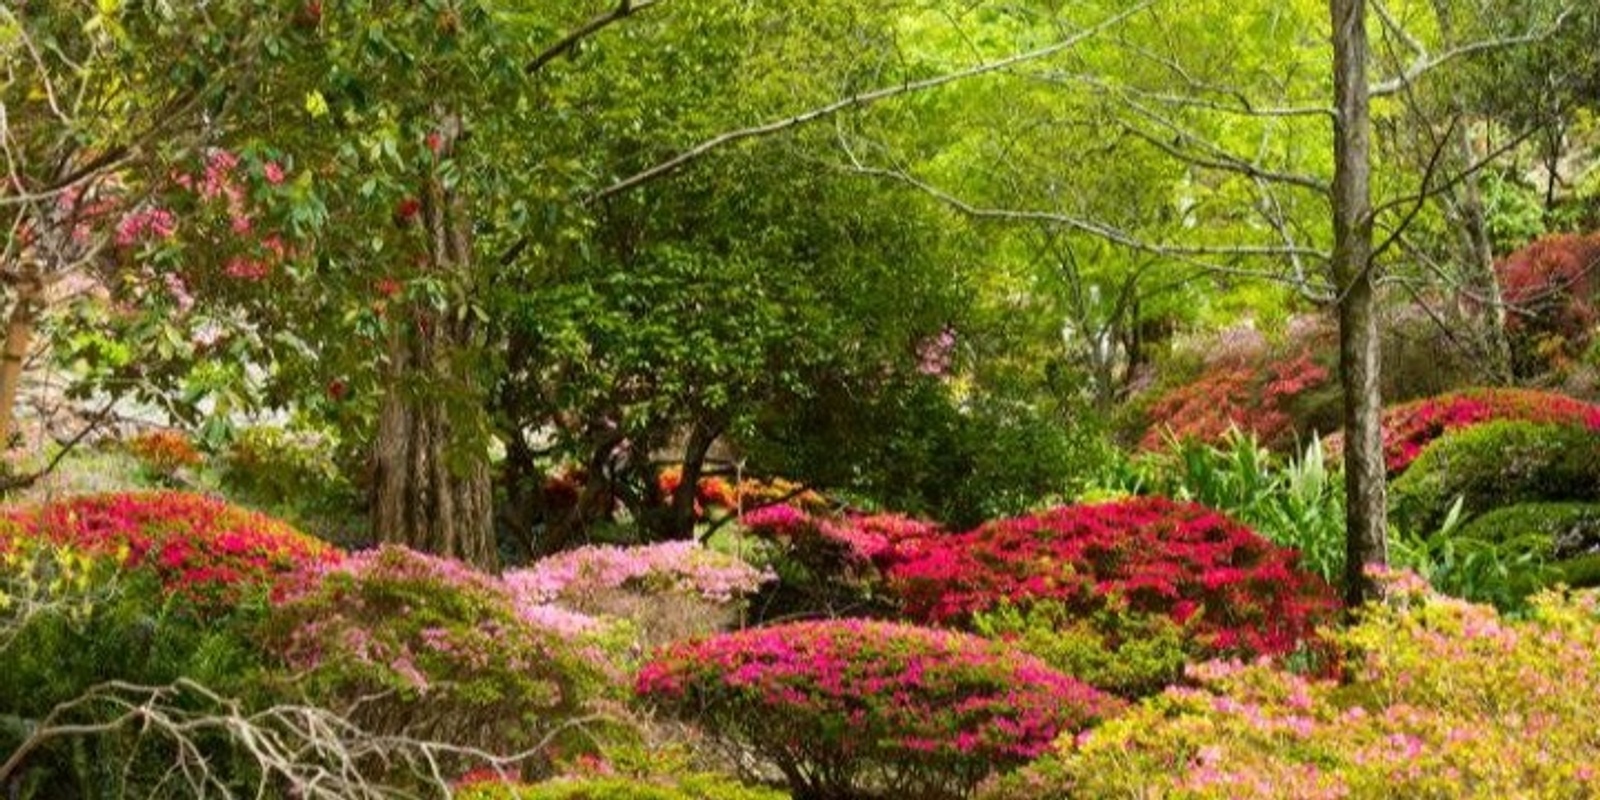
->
[[506, 541, 772, 605], [1456, 502, 1600, 588], [1325, 388, 1600, 474], [887, 498, 1337, 658], [1390, 421, 1600, 534], [1496, 232, 1600, 365], [1139, 347, 1330, 451], [268, 545, 615, 756], [636, 619, 1118, 800], [981, 571, 1600, 799], [0, 491, 338, 605]]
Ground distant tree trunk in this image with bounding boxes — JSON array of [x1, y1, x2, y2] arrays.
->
[[0, 271, 42, 450], [371, 117, 495, 569], [1331, 0, 1388, 606]]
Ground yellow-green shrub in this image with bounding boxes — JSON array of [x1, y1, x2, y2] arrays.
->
[[980, 570, 1600, 799]]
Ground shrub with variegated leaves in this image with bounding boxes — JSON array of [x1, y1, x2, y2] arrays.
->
[[636, 619, 1119, 800]]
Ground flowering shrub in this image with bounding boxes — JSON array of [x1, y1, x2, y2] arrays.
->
[[980, 572, 1600, 799], [887, 498, 1338, 659], [457, 774, 787, 800], [1325, 387, 1600, 474], [124, 429, 203, 480], [656, 467, 829, 519], [0, 492, 338, 607], [1496, 232, 1600, 365], [266, 546, 617, 759], [1390, 421, 1600, 534], [507, 541, 771, 605], [1140, 347, 1331, 452], [737, 505, 942, 621], [636, 619, 1119, 799]]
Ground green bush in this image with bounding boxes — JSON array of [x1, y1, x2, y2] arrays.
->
[[970, 600, 1189, 698], [1390, 421, 1600, 535], [219, 424, 366, 544], [1455, 502, 1600, 589], [459, 774, 788, 800]]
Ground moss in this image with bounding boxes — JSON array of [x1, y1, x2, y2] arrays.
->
[[1390, 422, 1600, 535]]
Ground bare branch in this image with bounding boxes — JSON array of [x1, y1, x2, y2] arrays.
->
[[1370, 5, 1575, 98], [525, 0, 662, 75]]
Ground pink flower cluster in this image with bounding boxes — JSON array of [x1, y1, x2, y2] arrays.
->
[[637, 619, 1120, 797], [0, 492, 339, 608], [886, 498, 1338, 659], [504, 541, 772, 605], [1325, 388, 1600, 473], [740, 505, 941, 567]]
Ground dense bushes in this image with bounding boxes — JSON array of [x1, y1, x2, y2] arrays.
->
[[886, 498, 1338, 659], [636, 619, 1118, 800], [459, 774, 788, 800], [1390, 421, 1600, 534], [0, 492, 339, 607], [1327, 388, 1600, 474], [1496, 232, 1600, 370], [736, 506, 940, 621], [266, 546, 618, 760], [981, 573, 1600, 799], [1139, 346, 1330, 451]]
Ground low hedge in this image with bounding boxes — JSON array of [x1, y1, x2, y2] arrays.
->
[[1390, 422, 1600, 535]]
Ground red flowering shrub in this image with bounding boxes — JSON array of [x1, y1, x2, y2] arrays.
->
[[1140, 347, 1331, 451], [1496, 233, 1600, 361], [636, 619, 1121, 799], [1325, 388, 1600, 474], [887, 498, 1338, 659], [0, 492, 339, 606]]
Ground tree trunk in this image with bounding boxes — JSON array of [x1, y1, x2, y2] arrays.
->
[[0, 274, 42, 450], [1331, 0, 1388, 606], [371, 119, 495, 569]]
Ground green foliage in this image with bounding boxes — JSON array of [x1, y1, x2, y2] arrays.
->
[[970, 600, 1189, 698], [1390, 421, 1600, 535], [218, 424, 366, 544]]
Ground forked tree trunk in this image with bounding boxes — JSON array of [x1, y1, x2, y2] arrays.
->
[[371, 121, 495, 569], [1331, 0, 1388, 606]]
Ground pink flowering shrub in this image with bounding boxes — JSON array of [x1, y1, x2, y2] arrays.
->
[[980, 571, 1600, 799], [0, 492, 338, 608], [887, 498, 1338, 660], [507, 541, 771, 605], [1139, 346, 1331, 452], [266, 546, 618, 759], [636, 619, 1121, 799], [1325, 387, 1600, 474]]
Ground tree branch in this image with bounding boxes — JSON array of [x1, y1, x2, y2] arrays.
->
[[525, 0, 662, 75]]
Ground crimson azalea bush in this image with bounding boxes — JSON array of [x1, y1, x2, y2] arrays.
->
[[1325, 387, 1600, 474], [980, 570, 1600, 799], [0, 492, 338, 607], [887, 498, 1338, 659], [636, 619, 1119, 800], [1139, 346, 1331, 452], [266, 545, 618, 762], [1496, 232, 1600, 367]]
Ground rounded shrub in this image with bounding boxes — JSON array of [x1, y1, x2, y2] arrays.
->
[[1325, 388, 1600, 474], [980, 572, 1600, 799], [0, 491, 339, 608], [886, 498, 1338, 659], [1390, 421, 1600, 535], [1455, 502, 1600, 589], [635, 619, 1119, 800], [266, 546, 619, 761]]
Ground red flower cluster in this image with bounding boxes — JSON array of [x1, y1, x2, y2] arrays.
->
[[1141, 348, 1330, 451], [0, 492, 340, 606], [886, 498, 1337, 658], [1326, 388, 1600, 474], [1496, 233, 1600, 347], [637, 619, 1119, 797], [740, 503, 940, 567]]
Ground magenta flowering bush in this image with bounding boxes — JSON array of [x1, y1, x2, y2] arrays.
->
[[981, 569, 1600, 799], [636, 619, 1121, 799], [506, 541, 771, 605], [267, 546, 618, 759]]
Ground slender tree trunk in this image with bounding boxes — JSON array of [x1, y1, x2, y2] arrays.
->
[[371, 118, 495, 569], [0, 272, 42, 450], [1331, 0, 1388, 606]]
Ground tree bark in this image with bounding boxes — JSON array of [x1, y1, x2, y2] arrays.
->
[[371, 119, 495, 569], [0, 273, 42, 450], [1331, 0, 1388, 606]]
